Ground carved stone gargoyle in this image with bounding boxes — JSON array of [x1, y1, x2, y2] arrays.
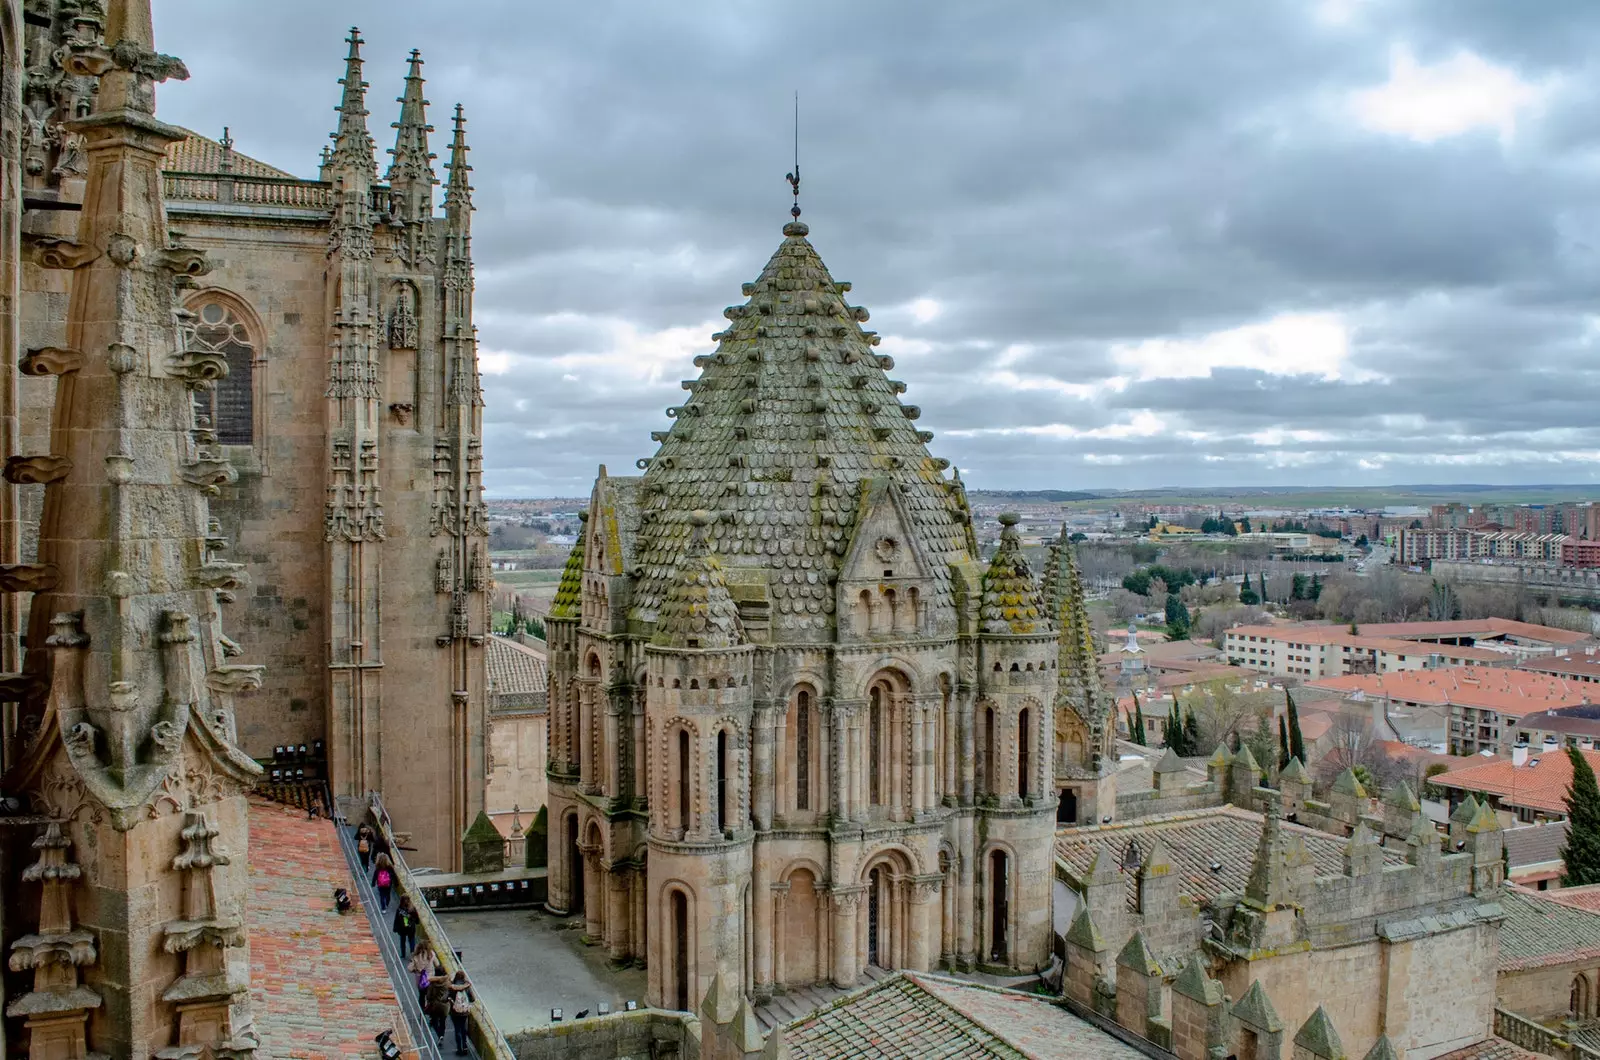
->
[[4, 454, 71, 485], [166, 349, 229, 390], [0, 563, 60, 593], [180, 459, 237, 494], [19, 346, 84, 376], [23, 234, 100, 270]]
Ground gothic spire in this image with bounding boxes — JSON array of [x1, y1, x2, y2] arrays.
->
[[386, 49, 436, 222], [328, 27, 375, 177], [444, 103, 473, 224]]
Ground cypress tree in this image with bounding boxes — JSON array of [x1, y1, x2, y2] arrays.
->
[[1562, 746, 1600, 886], [1278, 714, 1290, 771], [1183, 706, 1200, 754], [1130, 692, 1146, 746], [1286, 692, 1306, 766], [1258, 571, 1268, 604]]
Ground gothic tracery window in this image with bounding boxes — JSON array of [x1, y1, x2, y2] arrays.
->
[[388, 283, 418, 349], [189, 300, 255, 446]]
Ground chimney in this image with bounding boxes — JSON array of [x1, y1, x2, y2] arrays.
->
[[1512, 745, 1529, 768]]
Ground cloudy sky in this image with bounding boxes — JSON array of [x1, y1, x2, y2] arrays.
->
[[153, 1, 1600, 495]]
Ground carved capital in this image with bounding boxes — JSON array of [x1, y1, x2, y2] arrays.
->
[[0, 563, 59, 593], [4, 455, 71, 485], [19, 346, 83, 376]]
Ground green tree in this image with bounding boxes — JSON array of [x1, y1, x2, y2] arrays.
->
[[526, 615, 546, 640], [1257, 572, 1268, 605], [1165, 592, 1191, 640], [1183, 707, 1200, 753], [1239, 581, 1259, 605], [1069, 532, 1087, 543], [1278, 714, 1290, 771], [1422, 762, 1450, 800], [1286, 692, 1307, 766], [1562, 745, 1600, 886], [1291, 573, 1309, 600], [506, 596, 526, 636], [1352, 764, 1375, 792], [1241, 517, 1253, 534], [1123, 570, 1153, 596], [1355, 534, 1369, 548], [1310, 573, 1323, 601], [1129, 692, 1146, 746]]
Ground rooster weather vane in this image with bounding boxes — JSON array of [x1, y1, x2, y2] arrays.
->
[[786, 91, 801, 220]]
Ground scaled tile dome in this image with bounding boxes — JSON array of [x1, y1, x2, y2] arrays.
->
[[632, 220, 975, 637]]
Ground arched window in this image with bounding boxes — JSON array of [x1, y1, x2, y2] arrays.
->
[[989, 850, 1010, 963], [796, 690, 811, 811], [1018, 708, 1031, 801], [672, 890, 690, 1012], [1574, 973, 1592, 1018], [716, 730, 729, 835], [677, 730, 691, 833], [188, 299, 256, 445]]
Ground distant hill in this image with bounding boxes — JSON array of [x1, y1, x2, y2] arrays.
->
[[969, 489, 1106, 502]]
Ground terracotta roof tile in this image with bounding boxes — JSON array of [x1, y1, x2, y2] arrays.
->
[[1433, 749, 1600, 815], [1499, 886, 1600, 971], [782, 972, 1145, 1059], [164, 126, 297, 179], [1054, 806, 1404, 908], [1545, 884, 1600, 913], [1502, 821, 1569, 870], [247, 798, 412, 1057], [487, 636, 547, 711], [1437, 1039, 1546, 1060], [1305, 667, 1591, 719]]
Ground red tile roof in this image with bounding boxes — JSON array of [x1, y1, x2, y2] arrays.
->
[[247, 798, 414, 1057], [1432, 749, 1600, 815], [1546, 884, 1600, 913], [1356, 618, 1591, 646], [1304, 667, 1591, 719]]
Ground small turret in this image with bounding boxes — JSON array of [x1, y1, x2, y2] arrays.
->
[[385, 49, 436, 224], [980, 513, 1047, 634], [653, 512, 743, 650]]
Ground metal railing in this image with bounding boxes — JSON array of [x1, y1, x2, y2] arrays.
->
[[363, 796, 517, 1060]]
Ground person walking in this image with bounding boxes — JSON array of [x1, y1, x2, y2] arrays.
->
[[392, 895, 417, 959], [354, 823, 375, 872], [424, 963, 450, 1046], [447, 969, 474, 1055], [408, 942, 434, 1011], [371, 852, 394, 913]]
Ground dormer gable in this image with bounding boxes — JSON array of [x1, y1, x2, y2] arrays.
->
[[836, 478, 942, 640]]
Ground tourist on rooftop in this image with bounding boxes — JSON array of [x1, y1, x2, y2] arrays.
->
[[424, 963, 450, 1045], [392, 895, 417, 958], [408, 942, 435, 1010], [447, 970, 474, 1055], [354, 823, 375, 871], [371, 851, 395, 912]]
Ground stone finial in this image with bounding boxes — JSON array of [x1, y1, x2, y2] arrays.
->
[[1361, 1035, 1399, 1060], [1116, 931, 1163, 976], [1231, 979, 1284, 1033], [1279, 756, 1309, 785], [1064, 905, 1107, 953], [1172, 959, 1223, 1004], [328, 26, 376, 175], [1383, 781, 1420, 812], [1293, 1006, 1347, 1060], [1404, 809, 1442, 868], [700, 969, 741, 1026], [1342, 821, 1382, 878], [1154, 747, 1186, 774], [1330, 768, 1367, 800], [1246, 805, 1313, 909], [760, 1027, 792, 1060], [732, 995, 765, 1054], [444, 103, 473, 216]]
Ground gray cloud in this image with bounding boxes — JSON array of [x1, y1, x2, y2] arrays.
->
[[151, 0, 1600, 494]]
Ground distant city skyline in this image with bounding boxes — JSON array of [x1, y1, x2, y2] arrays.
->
[[154, 1, 1600, 495]]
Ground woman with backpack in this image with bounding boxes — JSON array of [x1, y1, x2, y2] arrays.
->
[[423, 963, 450, 1046], [392, 895, 417, 959], [407, 942, 434, 1010], [447, 970, 474, 1055], [371, 852, 395, 912], [354, 823, 375, 871]]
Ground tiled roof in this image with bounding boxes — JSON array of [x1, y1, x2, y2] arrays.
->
[[1225, 624, 1509, 661], [164, 126, 298, 179], [1305, 667, 1591, 719], [1054, 806, 1404, 908], [247, 798, 413, 1056], [1502, 820, 1569, 870], [1498, 886, 1600, 971], [780, 972, 1145, 1059], [626, 220, 975, 635], [1356, 618, 1592, 646], [1433, 749, 1600, 815], [1518, 709, 1600, 737], [1546, 884, 1600, 913], [487, 636, 547, 711], [548, 537, 583, 619], [1521, 653, 1600, 680], [1437, 1039, 1546, 1060], [651, 515, 743, 649]]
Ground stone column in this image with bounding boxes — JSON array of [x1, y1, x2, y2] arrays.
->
[[957, 824, 976, 968], [832, 889, 861, 987], [910, 705, 924, 817], [603, 693, 620, 797], [770, 880, 789, 989], [752, 846, 773, 999], [909, 879, 936, 970], [831, 700, 848, 820], [764, 701, 782, 824], [959, 689, 976, 803], [631, 871, 647, 963], [584, 852, 603, 938], [607, 868, 627, 959], [850, 717, 865, 821]]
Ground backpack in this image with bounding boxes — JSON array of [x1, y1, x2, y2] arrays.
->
[[397, 909, 412, 930], [357, 836, 370, 854], [452, 988, 471, 1014], [417, 968, 430, 991], [376, 868, 392, 888]]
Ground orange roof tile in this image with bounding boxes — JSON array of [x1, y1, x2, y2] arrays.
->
[[1356, 618, 1591, 646], [1432, 749, 1600, 815], [1304, 666, 1592, 719]]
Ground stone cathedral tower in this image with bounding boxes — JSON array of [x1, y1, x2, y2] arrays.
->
[[9, 17, 490, 869], [547, 213, 1096, 1013]]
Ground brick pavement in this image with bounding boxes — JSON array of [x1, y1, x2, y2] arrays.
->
[[247, 797, 415, 1058]]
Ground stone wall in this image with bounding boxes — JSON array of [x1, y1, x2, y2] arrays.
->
[[506, 1011, 701, 1060], [1500, 959, 1599, 1024], [487, 709, 548, 817]]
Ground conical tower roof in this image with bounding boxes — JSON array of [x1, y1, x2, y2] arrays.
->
[[631, 218, 973, 638], [981, 513, 1048, 634], [652, 513, 743, 650]]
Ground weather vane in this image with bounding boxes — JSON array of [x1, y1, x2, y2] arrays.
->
[[785, 91, 801, 220]]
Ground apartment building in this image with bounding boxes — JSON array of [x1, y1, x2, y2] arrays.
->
[[1399, 526, 1570, 565], [1223, 624, 1511, 679], [1304, 667, 1593, 756]]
